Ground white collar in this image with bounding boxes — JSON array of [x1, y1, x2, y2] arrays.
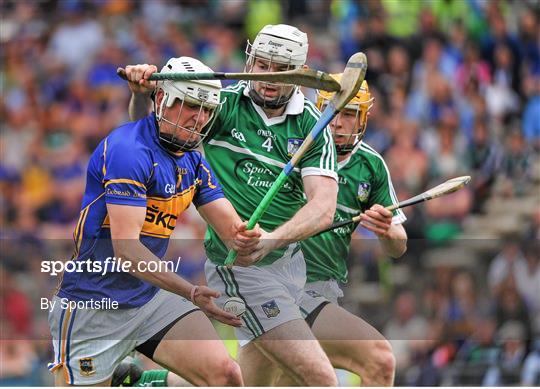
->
[[243, 84, 305, 126]]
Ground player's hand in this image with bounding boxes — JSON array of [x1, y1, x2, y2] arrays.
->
[[234, 229, 277, 267], [359, 204, 393, 237], [232, 221, 262, 253], [125, 64, 158, 95], [191, 285, 243, 327]]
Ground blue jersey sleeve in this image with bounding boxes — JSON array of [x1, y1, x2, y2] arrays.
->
[[193, 155, 224, 207], [102, 137, 152, 207]]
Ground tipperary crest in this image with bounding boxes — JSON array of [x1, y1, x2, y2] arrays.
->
[[357, 182, 371, 202], [261, 300, 280, 318], [306, 290, 322, 298], [79, 357, 96, 376], [287, 138, 303, 157]]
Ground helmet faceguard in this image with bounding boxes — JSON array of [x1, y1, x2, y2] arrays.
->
[[317, 75, 373, 155], [245, 24, 308, 109], [154, 57, 222, 153]]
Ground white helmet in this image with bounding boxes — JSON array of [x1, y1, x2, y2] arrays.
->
[[245, 25, 309, 109], [247, 24, 308, 67], [154, 57, 222, 152]]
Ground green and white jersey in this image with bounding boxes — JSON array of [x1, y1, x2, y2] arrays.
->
[[301, 141, 406, 283], [203, 81, 337, 266]]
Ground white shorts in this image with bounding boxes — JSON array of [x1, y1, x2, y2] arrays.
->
[[47, 289, 198, 385], [204, 249, 306, 346], [298, 279, 344, 319]]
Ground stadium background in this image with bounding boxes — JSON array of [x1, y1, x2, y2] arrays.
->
[[0, 0, 539, 386]]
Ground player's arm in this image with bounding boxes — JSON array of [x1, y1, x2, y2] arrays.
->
[[194, 158, 263, 263], [245, 175, 337, 263], [197, 198, 262, 256], [125, 64, 158, 121], [359, 204, 407, 258], [272, 175, 337, 242], [107, 202, 242, 326], [107, 203, 193, 294]]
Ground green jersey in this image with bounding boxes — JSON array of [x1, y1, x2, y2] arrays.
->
[[203, 81, 337, 266], [301, 141, 406, 283]]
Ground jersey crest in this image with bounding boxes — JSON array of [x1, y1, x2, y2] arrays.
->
[[306, 289, 323, 298], [287, 138, 303, 157], [357, 182, 371, 202], [261, 299, 280, 318]]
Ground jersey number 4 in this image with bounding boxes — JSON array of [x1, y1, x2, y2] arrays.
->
[[262, 137, 273, 152]]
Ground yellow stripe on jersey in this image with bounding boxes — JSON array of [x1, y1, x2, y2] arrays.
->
[[102, 185, 197, 238], [199, 163, 217, 189], [104, 179, 147, 190], [72, 193, 105, 256], [102, 138, 108, 177], [74, 208, 89, 256]]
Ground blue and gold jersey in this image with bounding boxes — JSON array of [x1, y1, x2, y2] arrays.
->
[[58, 114, 223, 307]]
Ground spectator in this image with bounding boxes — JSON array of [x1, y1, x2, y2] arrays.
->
[[384, 289, 430, 378], [385, 119, 428, 194], [522, 73, 540, 149], [450, 316, 499, 385], [483, 321, 528, 385], [494, 277, 533, 342], [466, 117, 503, 212], [488, 239, 527, 295], [515, 243, 540, 334], [485, 43, 521, 120], [411, 37, 456, 96], [455, 41, 492, 94], [46, 2, 105, 75], [380, 0, 422, 39], [0, 265, 33, 337], [445, 271, 481, 342], [499, 127, 533, 197], [517, 7, 540, 76], [521, 339, 540, 386], [378, 44, 413, 99]]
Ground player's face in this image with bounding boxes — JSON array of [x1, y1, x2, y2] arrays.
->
[[329, 107, 361, 150], [250, 58, 295, 102], [157, 90, 214, 147]]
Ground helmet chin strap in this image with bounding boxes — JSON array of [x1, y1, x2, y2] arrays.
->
[[335, 134, 360, 155], [248, 85, 294, 110], [158, 132, 189, 153]]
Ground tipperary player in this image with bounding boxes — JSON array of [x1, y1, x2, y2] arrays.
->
[[47, 57, 260, 387]]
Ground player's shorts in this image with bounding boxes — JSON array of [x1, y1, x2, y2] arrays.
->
[[204, 249, 306, 346], [47, 289, 198, 385], [298, 279, 344, 319]]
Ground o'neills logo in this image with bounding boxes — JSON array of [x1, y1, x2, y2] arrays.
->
[[234, 158, 295, 193], [268, 40, 283, 48]]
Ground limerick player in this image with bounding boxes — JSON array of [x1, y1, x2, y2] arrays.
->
[[296, 76, 407, 385], [126, 24, 339, 386], [47, 57, 261, 386], [233, 76, 407, 386]]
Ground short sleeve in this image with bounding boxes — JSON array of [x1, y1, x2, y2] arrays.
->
[[368, 160, 406, 225], [102, 138, 152, 207], [299, 111, 338, 181], [193, 156, 224, 207]]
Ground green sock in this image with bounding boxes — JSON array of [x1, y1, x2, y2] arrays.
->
[[134, 370, 169, 387]]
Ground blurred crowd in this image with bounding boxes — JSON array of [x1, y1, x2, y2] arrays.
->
[[1, 0, 539, 386]]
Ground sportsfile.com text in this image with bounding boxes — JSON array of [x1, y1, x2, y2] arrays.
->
[[41, 257, 181, 276]]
